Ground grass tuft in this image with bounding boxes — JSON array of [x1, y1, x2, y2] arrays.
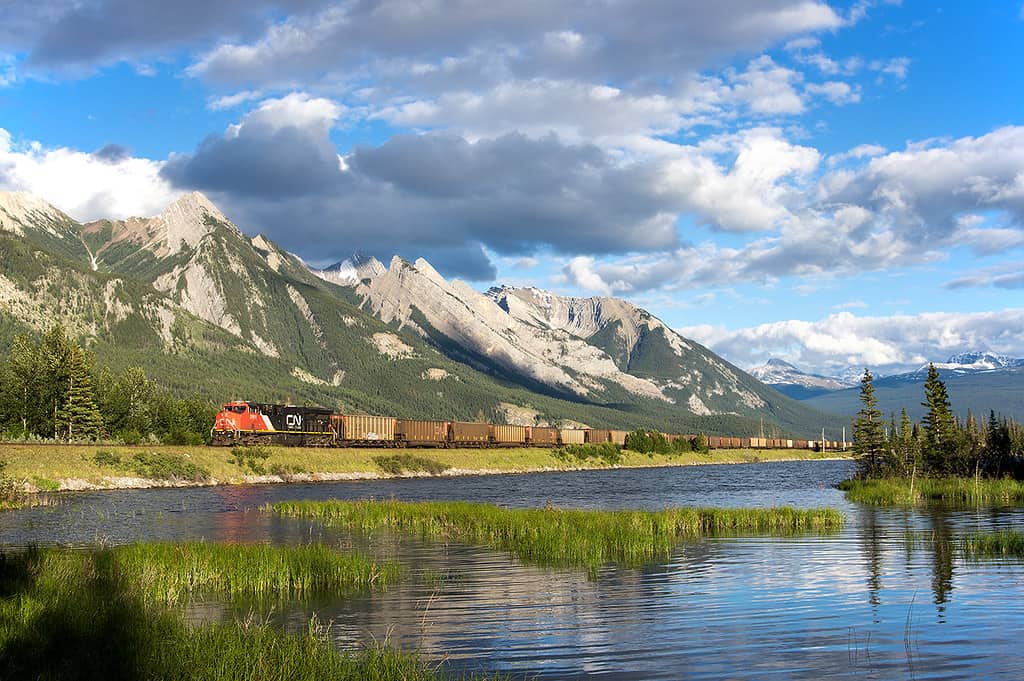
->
[[271, 500, 843, 571], [839, 477, 1024, 506]]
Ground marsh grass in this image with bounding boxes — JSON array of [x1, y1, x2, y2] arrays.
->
[[904, 530, 1024, 559], [840, 477, 1024, 506], [110, 542, 400, 604], [272, 500, 843, 571], [0, 547, 500, 681]]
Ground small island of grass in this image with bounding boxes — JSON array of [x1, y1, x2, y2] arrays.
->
[[271, 499, 844, 571]]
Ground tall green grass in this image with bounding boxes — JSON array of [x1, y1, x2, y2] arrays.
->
[[110, 542, 399, 603], [839, 477, 1024, 506], [272, 500, 843, 571], [0, 547, 501, 681], [905, 530, 1024, 559]]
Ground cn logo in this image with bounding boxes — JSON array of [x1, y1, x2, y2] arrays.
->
[[286, 414, 303, 430]]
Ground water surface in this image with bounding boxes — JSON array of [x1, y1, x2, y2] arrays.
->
[[3, 460, 1022, 680]]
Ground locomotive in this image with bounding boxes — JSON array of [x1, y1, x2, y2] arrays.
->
[[212, 400, 850, 451]]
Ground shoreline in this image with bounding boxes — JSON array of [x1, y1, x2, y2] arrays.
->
[[1, 444, 852, 495]]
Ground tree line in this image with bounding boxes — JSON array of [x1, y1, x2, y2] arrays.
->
[[0, 324, 216, 444], [853, 364, 1024, 479]]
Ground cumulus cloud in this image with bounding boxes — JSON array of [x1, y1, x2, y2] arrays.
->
[[560, 126, 1024, 294], [187, 1, 842, 90], [0, 128, 175, 221], [2, 0, 309, 75], [679, 309, 1024, 375]]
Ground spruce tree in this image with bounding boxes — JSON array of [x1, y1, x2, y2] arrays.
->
[[56, 345, 103, 441], [852, 368, 885, 477], [921, 363, 956, 475], [897, 408, 919, 476]]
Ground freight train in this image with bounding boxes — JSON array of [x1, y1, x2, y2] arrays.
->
[[212, 400, 850, 451]]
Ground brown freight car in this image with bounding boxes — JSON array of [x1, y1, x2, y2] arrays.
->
[[491, 424, 528, 445], [559, 429, 586, 445], [396, 419, 449, 447], [529, 426, 559, 446], [450, 421, 491, 446], [588, 429, 612, 444], [341, 415, 397, 444], [609, 430, 629, 446]]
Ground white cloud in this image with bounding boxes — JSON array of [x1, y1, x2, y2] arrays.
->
[[207, 89, 263, 111], [869, 56, 910, 79], [678, 308, 1024, 375], [725, 55, 806, 114], [563, 256, 612, 295], [805, 80, 861, 105], [235, 92, 343, 137], [944, 261, 1024, 290], [0, 128, 175, 221], [0, 54, 16, 87]]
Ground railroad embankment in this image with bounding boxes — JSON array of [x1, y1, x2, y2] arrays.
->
[[0, 443, 850, 494]]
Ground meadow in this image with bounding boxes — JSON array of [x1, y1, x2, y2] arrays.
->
[[0, 442, 846, 492]]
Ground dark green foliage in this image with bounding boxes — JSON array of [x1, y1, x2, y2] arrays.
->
[[0, 459, 27, 508], [57, 345, 104, 440], [691, 433, 709, 454], [922, 364, 959, 474], [373, 454, 450, 476], [555, 443, 623, 465], [852, 369, 885, 477], [128, 452, 209, 482], [231, 445, 272, 474], [624, 429, 670, 455], [93, 449, 122, 467]]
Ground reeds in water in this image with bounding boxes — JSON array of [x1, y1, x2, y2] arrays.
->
[[110, 542, 400, 603], [840, 477, 1024, 506], [271, 500, 843, 571], [0, 547, 501, 681]]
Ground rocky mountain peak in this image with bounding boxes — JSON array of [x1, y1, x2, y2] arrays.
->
[[157, 191, 235, 255], [0, 191, 72, 236]]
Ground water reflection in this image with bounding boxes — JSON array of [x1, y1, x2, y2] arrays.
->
[[3, 460, 1024, 679]]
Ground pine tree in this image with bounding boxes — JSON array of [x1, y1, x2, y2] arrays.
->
[[921, 363, 957, 475], [852, 368, 885, 477], [897, 408, 920, 476], [56, 345, 103, 441]]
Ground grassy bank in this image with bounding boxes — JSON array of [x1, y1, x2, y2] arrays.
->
[[272, 500, 844, 571], [0, 545, 499, 681], [0, 443, 848, 493], [839, 477, 1024, 506]]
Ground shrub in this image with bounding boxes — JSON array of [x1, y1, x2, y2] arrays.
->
[[231, 445, 272, 475], [130, 452, 209, 483], [555, 443, 623, 465], [373, 454, 449, 476], [93, 449, 122, 467]]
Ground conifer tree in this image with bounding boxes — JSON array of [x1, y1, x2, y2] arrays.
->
[[56, 345, 103, 441], [853, 368, 885, 477], [897, 408, 920, 476], [921, 363, 957, 474]]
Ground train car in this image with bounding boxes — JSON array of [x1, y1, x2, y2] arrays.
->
[[492, 424, 528, 446], [212, 401, 335, 446], [529, 426, 559, 447], [609, 430, 629, 447], [559, 429, 586, 445], [451, 422, 490, 446], [340, 415, 397, 445], [588, 429, 612, 444], [396, 419, 449, 447]]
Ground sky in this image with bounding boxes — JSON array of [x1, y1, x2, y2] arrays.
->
[[0, 0, 1022, 377]]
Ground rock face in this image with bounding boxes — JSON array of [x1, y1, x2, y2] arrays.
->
[[748, 358, 855, 400], [346, 258, 773, 415]]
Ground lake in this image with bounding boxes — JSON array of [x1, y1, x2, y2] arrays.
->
[[2, 460, 1022, 680]]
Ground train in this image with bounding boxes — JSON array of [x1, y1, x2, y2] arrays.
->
[[212, 400, 850, 451]]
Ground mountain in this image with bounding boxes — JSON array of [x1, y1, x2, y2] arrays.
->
[[1, 190, 844, 436], [748, 358, 856, 400], [803, 355, 1024, 422], [321, 257, 841, 434]]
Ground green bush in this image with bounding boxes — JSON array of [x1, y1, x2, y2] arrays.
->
[[130, 452, 209, 483], [555, 443, 623, 465], [0, 459, 27, 507], [231, 445, 272, 475], [373, 454, 449, 476], [93, 449, 122, 467]]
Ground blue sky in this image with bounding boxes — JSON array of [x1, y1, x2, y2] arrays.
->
[[1, 1, 1022, 376]]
